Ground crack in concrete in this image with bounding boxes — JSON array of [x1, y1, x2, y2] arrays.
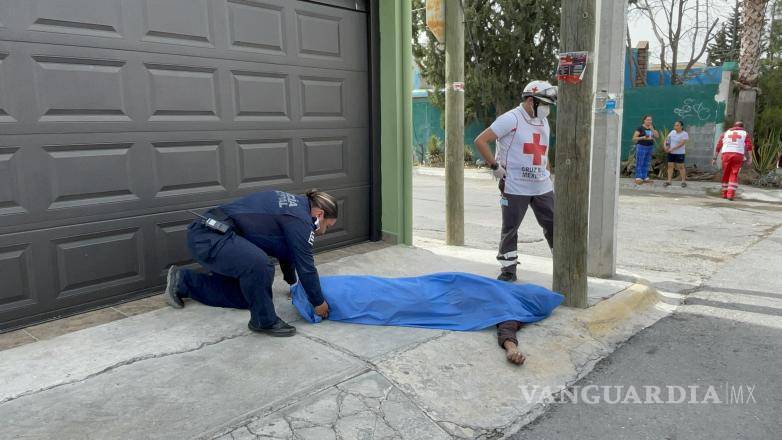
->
[[208, 368, 372, 439], [0, 330, 250, 406], [371, 369, 451, 439], [373, 331, 450, 363], [228, 369, 447, 440], [297, 333, 371, 364]]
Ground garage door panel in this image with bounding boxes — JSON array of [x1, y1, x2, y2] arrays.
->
[[300, 130, 370, 186], [0, 51, 16, 123], [26, 0, 124, 39], [296, 9, 342, 60], [0, 43, 366, 135], [227, 0, 286, 55], [0, 243, 36, 312], [300, 75, 344, 120], [145, 63, 220, 122], [43, 142, 139, 210], [0, 145, 25, 216], [0, 1, 366, 73], [151, 140, 229, 198], [0, 0, 370, 329], [33, 56, 131, 123], [231, 70, 291, 122], [141, 0, 213, 48], [236, 138, 295, 190], [293, 1, 367, 69], [52, 227, 145, 299], [0, 2, 7, 29], [0, 128, 368, 233]]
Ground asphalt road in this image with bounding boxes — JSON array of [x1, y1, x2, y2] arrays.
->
[[413, 174, 782, 440], [512, 225, 782, 440]]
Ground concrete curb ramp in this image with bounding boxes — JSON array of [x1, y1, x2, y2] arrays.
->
[[0, 245, 672, 440]]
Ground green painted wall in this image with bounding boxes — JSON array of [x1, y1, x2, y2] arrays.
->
[[412, 101, 559, 163], [379, 0, 413, 245], [412, 96, 484, 163], [621, 84, 726, 160]]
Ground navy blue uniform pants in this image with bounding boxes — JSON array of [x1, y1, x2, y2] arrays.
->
[[179, 222, 278, 328]]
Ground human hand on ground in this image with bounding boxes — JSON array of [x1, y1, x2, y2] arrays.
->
[[507, 350, 525, 365], [314, 301, 330, 319], [503, 340, 526, 365]]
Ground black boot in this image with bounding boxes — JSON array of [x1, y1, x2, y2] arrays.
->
[[497, 272, 517, 282], [164, 266, 184, 308], [248, 318, 296, 337]]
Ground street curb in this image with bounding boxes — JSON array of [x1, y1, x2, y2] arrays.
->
[[618, 179, 782, 203], [414, 166, 782, 203], [414, 166, 494, 180]]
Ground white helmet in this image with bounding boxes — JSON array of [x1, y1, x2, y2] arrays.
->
[[522, 80, 557, 105]]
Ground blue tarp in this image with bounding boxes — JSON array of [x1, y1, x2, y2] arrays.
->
[[291, 272, 565, 331]]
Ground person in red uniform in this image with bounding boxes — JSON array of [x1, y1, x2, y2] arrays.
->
[[712, 121, 753, 201]]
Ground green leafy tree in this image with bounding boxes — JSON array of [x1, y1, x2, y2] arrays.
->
[[707, 1, 742, 66], [412, 0, 560, 125]]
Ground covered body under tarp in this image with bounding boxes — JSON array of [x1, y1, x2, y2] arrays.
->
[[291, 272, 564, 331]]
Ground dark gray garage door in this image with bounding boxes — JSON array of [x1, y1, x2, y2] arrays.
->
[[0, 0, 372, 330]]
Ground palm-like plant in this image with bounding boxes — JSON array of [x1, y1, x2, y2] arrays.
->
[[752, 129, 782, 186]]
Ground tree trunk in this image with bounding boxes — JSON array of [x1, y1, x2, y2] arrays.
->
[[659, 45, 666, 86], [739, 0, 766, 86], [736, 0, 768, 134]]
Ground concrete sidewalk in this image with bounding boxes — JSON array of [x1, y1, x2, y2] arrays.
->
[[413, 166, 782, 204], [0, 241, 676, 440]]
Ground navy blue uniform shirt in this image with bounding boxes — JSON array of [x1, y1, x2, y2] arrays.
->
[[219, 191, 325, 306]]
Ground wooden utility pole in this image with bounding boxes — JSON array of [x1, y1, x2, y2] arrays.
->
[[553, 0, 596, 308], [444, 0, 464, 245]]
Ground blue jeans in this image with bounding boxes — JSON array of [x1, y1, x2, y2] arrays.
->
[[635, 144, 654, 180], [179, 222, 278, 328]]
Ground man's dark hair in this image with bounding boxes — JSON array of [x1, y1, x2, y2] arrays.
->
[[641, 115, 652, 122], [306, 189, 338, 219]]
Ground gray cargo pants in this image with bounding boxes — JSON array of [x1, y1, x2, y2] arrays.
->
[[497, 188, 555, 274]]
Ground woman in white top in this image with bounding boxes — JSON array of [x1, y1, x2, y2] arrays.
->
[[664, 120, 689, 187]]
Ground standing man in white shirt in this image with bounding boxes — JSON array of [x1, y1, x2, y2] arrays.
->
[[474, 80, 557, 282]]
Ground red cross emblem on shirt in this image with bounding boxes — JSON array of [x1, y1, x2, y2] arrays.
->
[[728, 131, 742, 142], [523, 133, 547, 165]]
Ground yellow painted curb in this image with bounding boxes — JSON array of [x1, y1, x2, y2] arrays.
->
[[579, 283, 662, 339]]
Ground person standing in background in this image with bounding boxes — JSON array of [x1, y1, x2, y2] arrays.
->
[[664, 120, 689, 188], [632, 115, 659, 185], [713, 121, 753, 201]]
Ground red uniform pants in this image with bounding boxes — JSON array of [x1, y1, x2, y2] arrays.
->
[[721, 152, 744, 199]]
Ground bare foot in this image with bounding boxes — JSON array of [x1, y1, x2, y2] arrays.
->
[[503, 341, 526, 365]]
